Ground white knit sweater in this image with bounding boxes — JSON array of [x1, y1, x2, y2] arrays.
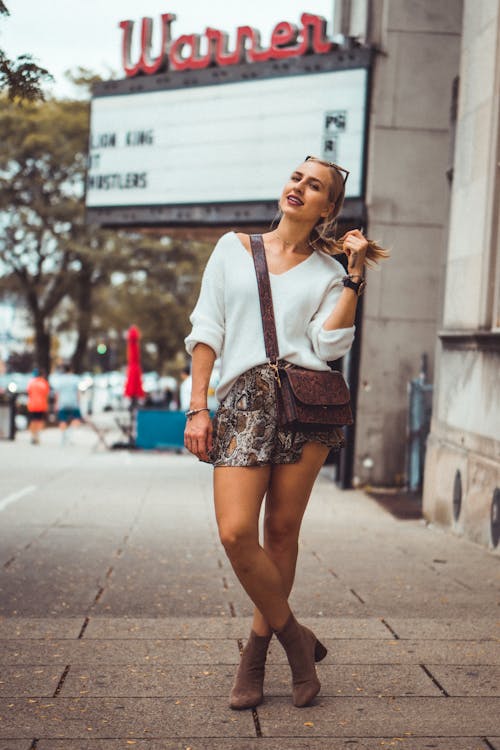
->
[[184, 232, 355, 402]]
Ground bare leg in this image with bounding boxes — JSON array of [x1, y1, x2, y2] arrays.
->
[[30, 419, 44, 444], [215, 453, 329, 708], [251, 442, 330, 636], [214, 465, 291, 630]]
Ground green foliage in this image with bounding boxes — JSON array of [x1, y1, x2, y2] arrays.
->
[[0, 3, 53, 100], [0, 92, 211, 374], [65, 66, 111, 95], [0, 96, 88, 371], [91, 237, 211, 373]]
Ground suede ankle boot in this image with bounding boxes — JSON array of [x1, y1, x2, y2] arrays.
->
[[274, 613, 327, 707], [229, 630, 272, 710]]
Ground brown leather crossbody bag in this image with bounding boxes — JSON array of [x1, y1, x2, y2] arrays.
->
[[250, 234, 353, 430]]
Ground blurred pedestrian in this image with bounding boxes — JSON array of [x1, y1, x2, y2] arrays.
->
[[54, 364, 82, 445], [27, 369, 50, 445], [184, 156, 388, 710]]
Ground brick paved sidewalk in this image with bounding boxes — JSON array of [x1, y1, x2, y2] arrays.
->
[[0, 428, 499, 748]]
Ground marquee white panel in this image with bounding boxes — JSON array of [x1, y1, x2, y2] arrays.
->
[[86, 68, 368, 208]]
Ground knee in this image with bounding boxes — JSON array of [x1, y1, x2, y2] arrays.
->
[[264, 514, 300, 554], [218, 523, 255, 560]]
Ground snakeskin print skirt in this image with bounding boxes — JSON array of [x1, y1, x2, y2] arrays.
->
[[208, 362, 345, 467]]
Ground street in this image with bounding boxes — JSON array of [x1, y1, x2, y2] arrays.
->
[[0, 424, 499, 748]]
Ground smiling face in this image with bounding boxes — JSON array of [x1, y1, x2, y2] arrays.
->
[[279, 159, 338, 225]]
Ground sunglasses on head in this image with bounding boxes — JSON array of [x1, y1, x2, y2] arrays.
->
[[305, 155, 350, 185]]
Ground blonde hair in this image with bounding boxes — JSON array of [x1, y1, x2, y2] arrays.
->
[[301, 156, 390, 267]]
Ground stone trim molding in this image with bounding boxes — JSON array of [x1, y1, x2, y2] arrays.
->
[[438, 330, 500, 351]]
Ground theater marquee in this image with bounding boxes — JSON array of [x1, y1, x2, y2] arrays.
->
[[86, 12, 372, 228]]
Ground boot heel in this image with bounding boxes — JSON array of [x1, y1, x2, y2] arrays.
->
[[314, 639, 328, 662]]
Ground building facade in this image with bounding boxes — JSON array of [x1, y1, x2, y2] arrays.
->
[[422, 0, 500, 549], [351, 0, 464, 487], [342, 0, 499, 549], [85, 0, 499, 549]]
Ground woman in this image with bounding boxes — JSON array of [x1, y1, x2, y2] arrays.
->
[[184, 156, 388, 709]]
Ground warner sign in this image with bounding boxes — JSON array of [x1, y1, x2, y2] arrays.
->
[[120, 12, 334, 76]]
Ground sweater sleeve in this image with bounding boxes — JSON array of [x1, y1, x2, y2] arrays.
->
[[184, 238, 225, 358], [306, 278, 355, 362]]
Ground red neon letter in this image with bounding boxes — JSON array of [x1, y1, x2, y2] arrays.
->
[[170, 34, 211, 71], [244, 27, 272, 63], [120, 19, 141, 77], [270, 21, 301, 59], [301, 13, 332, 54], [120, 13, 176, 77]]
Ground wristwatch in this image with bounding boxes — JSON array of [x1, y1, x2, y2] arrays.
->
[[342, 274, 366, 296]]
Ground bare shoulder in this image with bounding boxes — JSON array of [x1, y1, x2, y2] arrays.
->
[[235, 232, 251, 254]]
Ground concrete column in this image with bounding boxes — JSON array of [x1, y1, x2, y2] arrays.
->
[[353, 0, 463, 486]]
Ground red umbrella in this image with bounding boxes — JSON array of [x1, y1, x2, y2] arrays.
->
[[124, 325, 145, 399]]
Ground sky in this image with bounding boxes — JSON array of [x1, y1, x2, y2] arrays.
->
[[2, 1, 335, 98]]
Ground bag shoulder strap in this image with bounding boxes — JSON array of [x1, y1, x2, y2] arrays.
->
[[249, 234, 280, 362]]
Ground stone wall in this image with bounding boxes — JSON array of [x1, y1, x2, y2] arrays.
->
[[353, 0, 463, 485], [423, 0, 500, 550]]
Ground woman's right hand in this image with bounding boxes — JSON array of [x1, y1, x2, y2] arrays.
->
[[184, 410, 213, 462], [341, 229, 369, 274]]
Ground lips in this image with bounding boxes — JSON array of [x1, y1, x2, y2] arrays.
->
[[287, 194, 304, 206]]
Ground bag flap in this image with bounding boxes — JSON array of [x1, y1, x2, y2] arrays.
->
[[285, 368, 350, 406]]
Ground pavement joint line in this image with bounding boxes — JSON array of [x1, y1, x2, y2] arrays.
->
[[307, 540, 383, 612], [305, 539, 376, 602], [82, 487, 150, 617], [380, 618, 400, 639], [77, 617, 90, 639], [0, 484, 36, 512], [449, 575, 476, 592], [327, 566, 340, 578], [425, 561, 477, 592], [52, 664, 71, 697], [12, 738, 500, 743], [349, 587, 365, 604], [252, 707, 263, 738], [419, 663, 450, 697], [2, 482, 84, 570], [93, 586, 105, 604]]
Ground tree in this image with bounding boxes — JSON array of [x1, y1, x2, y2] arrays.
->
[[0, 95, 89, 371], [89, 236, 211, 373], [0, 89, 211, 375], [0, 2, 53, 101], [0, 95, 134, 372]]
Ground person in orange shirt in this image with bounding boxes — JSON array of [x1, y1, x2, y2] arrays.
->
[[27, 370, 50, 445]]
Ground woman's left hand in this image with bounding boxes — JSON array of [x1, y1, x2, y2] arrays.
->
[[341, 230, 369, 274]]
